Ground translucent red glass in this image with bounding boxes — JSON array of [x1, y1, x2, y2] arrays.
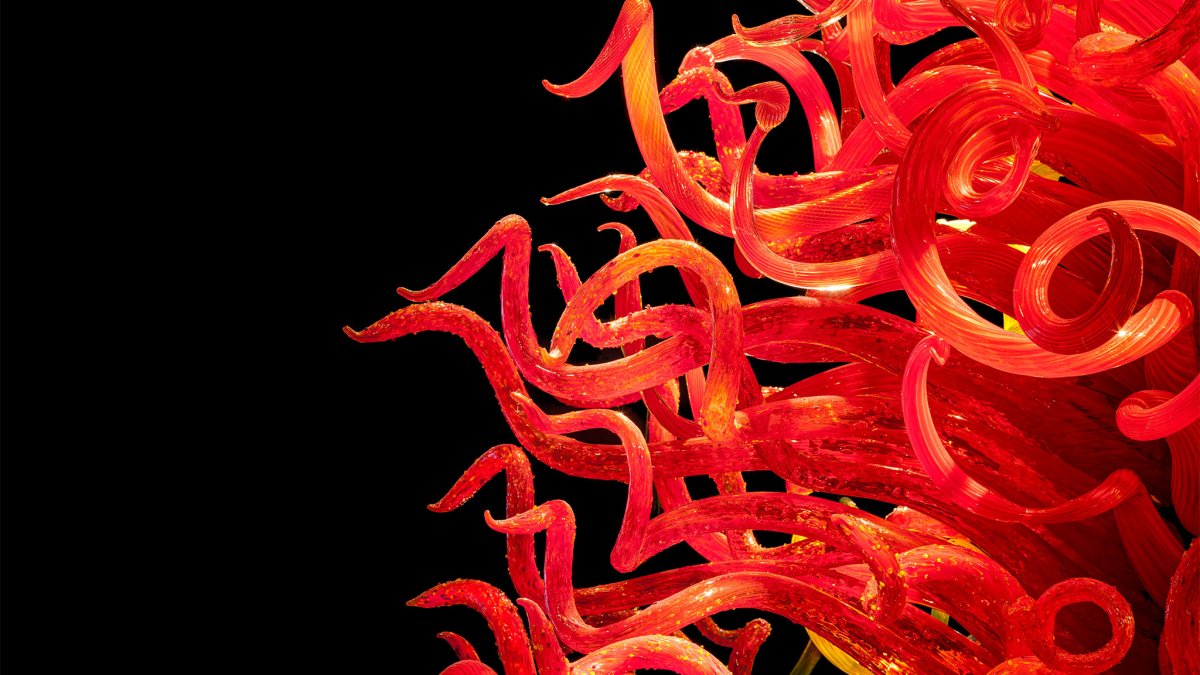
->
[[347, 1, 1198, 672]]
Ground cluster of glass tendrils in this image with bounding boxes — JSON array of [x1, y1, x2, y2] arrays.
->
[[346, 0, 1200, 672]]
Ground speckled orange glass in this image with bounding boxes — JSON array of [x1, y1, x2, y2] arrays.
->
[[346, 1, 1199, 672]]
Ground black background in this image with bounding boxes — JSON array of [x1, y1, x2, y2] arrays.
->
[[283, 1, 962, 672], [0, 0, 987, 672]]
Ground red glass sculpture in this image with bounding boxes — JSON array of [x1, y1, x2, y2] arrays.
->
[[346, 0, 1198, 672]]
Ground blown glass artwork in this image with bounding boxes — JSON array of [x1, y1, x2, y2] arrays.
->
[[345, 0, 1199, 672]]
